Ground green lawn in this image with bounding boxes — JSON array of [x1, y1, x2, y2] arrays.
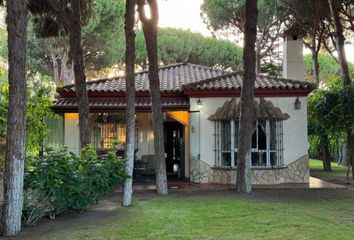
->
[[310, 159, 349, 178], [309, 159, 345, 170], [25, 189, 354, 240]]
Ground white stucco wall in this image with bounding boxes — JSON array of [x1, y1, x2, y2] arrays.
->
[[190, 96, 308, 167], [264, 97, 308, 165]]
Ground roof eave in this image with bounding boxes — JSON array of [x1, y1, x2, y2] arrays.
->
[[185, 88, 314, 98]]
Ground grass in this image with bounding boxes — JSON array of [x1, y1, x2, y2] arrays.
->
[[310, 159, 349, 178], [27, 189, 354, 240], [309, 159, 346, 170], [8, 159, 354, 239]]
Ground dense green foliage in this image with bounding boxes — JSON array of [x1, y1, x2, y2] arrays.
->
[[27, 0, 125, 77], [0, 75, 58, 153], [0, 27, 7, 63], [23, 145, 128, 224], [0, 74, 59, 171], [304, 54, 354, 82], [136, 28, 243, 70], [308, 78, 354, 161], [26, 76, 58, 154], [201, 0, 245, 33], [201, 0, 284, 32], [27, 1, 243, 79], [310, 80, 354, 133], [201, 0, 284, 73]]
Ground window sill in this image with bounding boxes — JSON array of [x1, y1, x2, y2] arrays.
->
[[212, 166, 287, 171]]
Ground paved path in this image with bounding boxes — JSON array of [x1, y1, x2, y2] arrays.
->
[[309, 176, 347, 189], [123, 177, 347, 192]]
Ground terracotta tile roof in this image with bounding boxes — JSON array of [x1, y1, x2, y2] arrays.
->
[[60, 63, 227, 94], [183, 72, 315, 91], [208, 98, 290, 121], [52, 97, 190, 112]]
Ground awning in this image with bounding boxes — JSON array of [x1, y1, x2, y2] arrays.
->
[[52, 97, 190, 113], [208, 98, 290, 121]]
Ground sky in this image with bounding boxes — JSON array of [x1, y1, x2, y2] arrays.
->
[[158, 0, 211, 36], [158, 0, 354, 63]]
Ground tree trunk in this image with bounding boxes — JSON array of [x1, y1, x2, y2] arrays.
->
[[311, 51, 320, 83], [320, 136, 332, 171], [236, 0, 258, 194], [1, 0, 27, 236], [348, 129, 354, 179], [68, 61, 75, 85], [328, 0, 353, 178], [328, 0, 351, 86], [60, 45, 74, 85], [122, 0, 137, 207], [69, 0, 91, 148], [50, 51, 60, 85], [137, 0, 168, 195]]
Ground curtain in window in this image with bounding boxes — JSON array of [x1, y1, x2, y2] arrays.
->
[[210, 98, 288, 168]]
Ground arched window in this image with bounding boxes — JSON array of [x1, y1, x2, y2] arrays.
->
[[209, 98, 288, 168]]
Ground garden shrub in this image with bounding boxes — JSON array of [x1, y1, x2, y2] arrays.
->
[[22, 189, 50, 226], [23, 144, 128, 223]]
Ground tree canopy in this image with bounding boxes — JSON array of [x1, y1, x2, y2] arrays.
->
[[28, 24, 243, 81], [136, 28, 243, 70], [27, 0, 125, 84], [304, 54, 354, 82], [201, 0, 284, 73]]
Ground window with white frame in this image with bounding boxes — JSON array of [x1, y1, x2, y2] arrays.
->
[[214, 119, 284, 167]]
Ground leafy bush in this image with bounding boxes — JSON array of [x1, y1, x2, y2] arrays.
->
[[23, 144, 128, 223], [0, 74, 59, 157], [22, 189, 50, 226], [308, 77, 354, 163]]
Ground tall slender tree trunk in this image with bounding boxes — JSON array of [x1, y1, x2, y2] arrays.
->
[[236, 0, 258, 194], [1, 0, 27, 236], [60, 45, 74, 85], [122, 0, 137, 207], [320, 135, 332, 171], [311, 50, 320, 83], [69, 0, 91, 148], [50, 51, 60, 85], [137, 0, 168, 195], [347, 129, 354, 178], [328, 1, 351, 86], [328, 0, 353, 178]]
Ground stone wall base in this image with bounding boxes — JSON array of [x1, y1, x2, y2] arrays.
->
[[190, 155, 310, 185]]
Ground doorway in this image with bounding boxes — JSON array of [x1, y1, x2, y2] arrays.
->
[[164, 122, 185, 180]]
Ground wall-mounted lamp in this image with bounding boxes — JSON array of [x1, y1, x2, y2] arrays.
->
[[294, 97, 301, 110], [197, 98, 203, 110]]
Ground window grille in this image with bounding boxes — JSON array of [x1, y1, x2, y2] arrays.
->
[[214, 119, 284, 167], [92, 113, 132, 150]]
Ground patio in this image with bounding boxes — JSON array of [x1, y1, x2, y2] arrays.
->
[[115, 176, 346, 192]]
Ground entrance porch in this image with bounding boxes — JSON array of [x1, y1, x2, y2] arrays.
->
[[48, 110, 191, 181]]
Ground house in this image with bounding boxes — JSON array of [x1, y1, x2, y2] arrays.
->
[[48, 34, 315, 185]]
